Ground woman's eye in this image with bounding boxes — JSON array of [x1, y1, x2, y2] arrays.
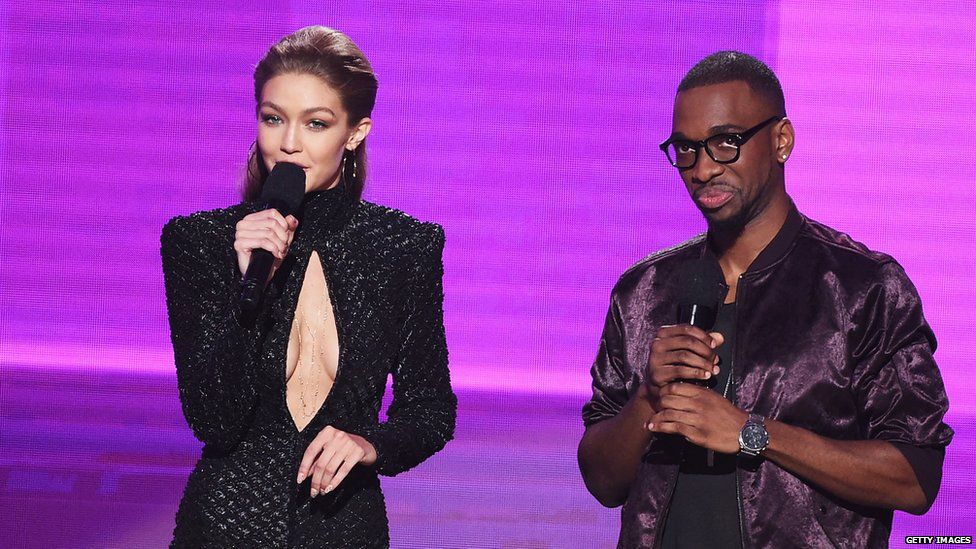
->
[[308, 119, 328, 130], [260, 114, 282, 125]]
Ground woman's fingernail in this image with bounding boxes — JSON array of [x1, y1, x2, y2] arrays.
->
[[310, 488, 319, 498], [325, 484, 334, 493], [296, 473, 305, 484]]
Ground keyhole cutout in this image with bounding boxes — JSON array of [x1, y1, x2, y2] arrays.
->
[[285, 251, 340, 432]]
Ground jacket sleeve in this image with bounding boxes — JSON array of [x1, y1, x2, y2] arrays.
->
[[160, 214, 259, 453], [582, 291, 631, 427], [358, 224, 457, 476], [850, 260, 953, 503]]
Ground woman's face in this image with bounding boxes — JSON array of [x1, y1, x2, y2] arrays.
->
[[257, 72, 371, 193]]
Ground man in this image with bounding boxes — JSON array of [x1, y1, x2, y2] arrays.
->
[[578, 51, 952, 548]]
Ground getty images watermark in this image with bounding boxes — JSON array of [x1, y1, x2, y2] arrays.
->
[[905, 536, 972, 545]]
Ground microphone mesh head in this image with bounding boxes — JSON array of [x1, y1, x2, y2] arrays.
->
[[675, 259, 726, 309], [260, 162, 306, 216]]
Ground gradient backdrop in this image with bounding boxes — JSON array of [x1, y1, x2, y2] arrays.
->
[[2, 1, 974, 547]]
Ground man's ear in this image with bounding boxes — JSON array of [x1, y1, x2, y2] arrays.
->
[[775, 118, 795, 163]]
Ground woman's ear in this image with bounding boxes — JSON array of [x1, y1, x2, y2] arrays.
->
[[346, 118, 372, 151]]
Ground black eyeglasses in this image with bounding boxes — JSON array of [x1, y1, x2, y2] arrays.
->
[[659, 116, 783, 169]]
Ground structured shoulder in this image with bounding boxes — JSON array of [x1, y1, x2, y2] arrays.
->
[[161, 203, 253, 247], [353, 201, 445, 256]]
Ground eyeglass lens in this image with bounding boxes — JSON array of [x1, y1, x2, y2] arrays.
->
[[666, 135, 740, 168]]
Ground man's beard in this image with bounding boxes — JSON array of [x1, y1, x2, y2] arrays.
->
[[702, 190, 766, 236], [704, 204, 751, 235], [701, 171, 778, 237]]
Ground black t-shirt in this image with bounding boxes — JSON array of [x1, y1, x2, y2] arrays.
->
[[661, 302, 742, 549]]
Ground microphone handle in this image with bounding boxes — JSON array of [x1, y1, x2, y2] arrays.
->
[[240, 248, 276, 312], [238, 201, 295, 312], [673, 303, 718, 387], [676, 303, 717, 330]]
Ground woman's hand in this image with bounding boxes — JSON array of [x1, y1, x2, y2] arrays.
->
[[297, 426, 378, 497], [233, 209, 299, 279]]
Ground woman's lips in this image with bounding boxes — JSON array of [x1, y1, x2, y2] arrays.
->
[[273, 161, 310, 170], [696, 188, 734, 209]]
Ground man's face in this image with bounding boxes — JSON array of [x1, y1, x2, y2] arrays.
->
[[670, 81, 783, 231]]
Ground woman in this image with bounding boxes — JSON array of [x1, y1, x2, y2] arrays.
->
[[160, 26, 456, 547]]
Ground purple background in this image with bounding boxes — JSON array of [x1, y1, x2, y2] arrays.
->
[[2, 1, 974, 547]]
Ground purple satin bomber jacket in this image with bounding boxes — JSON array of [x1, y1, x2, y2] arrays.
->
[[583, 206, 953, 548]]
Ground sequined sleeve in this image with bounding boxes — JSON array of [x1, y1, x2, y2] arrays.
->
[[359, 224, 457, 476], [161, 213, 258, 453]]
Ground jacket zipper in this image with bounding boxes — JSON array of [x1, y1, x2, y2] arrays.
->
[[733, 274, 747, 549], [653, 467, 681, 549]]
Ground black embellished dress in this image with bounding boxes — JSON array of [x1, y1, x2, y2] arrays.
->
[[160, 187, 457, 547]]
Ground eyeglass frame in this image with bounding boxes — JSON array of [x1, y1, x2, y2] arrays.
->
[[658, 115, 784, 169]]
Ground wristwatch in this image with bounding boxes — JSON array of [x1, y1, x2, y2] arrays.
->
[[738, 413, 769, 457]]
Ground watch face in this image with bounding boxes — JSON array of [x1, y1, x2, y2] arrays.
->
[[741, 423, 769, 451]]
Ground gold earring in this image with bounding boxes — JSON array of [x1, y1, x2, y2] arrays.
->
[[342, 148, 357, 186]]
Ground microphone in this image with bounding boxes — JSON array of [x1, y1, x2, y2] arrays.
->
[[239, 162, 306, 312], [674, 259, 726, 330], [667, 259, 727, 462], [646, 259, 727, 460]]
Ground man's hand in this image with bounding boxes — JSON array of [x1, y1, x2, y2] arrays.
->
[[645, 324, 725, 412], [647, 381, 748, 454]]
